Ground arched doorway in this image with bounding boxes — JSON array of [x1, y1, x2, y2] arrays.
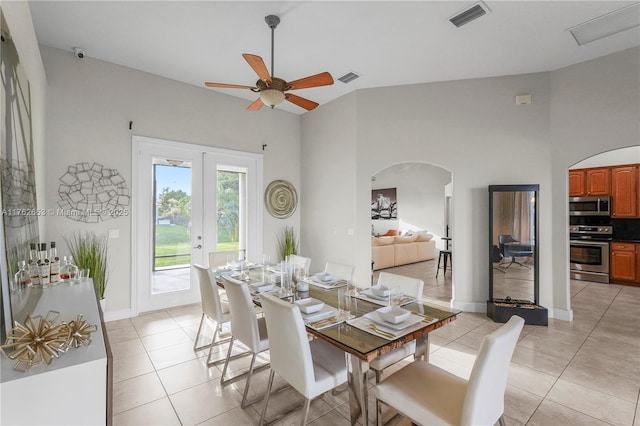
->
[[370, 162, 453, 306], [568, 146, 640, 290]]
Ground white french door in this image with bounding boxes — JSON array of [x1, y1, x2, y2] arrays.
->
[[132, 136, 262, 314]]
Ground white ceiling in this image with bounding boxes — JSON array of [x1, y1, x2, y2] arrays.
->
[[28, 1, 640, 114]]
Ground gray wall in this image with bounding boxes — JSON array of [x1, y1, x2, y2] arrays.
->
[[303, 71, 552, 311], [300, 93, 358, 273], [39, 46, 301, 318], [549, 47, 640, 318], [302, 47, 639, 318]]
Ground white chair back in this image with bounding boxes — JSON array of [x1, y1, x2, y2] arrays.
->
[[461, 315, 524, 425], [286, 254, 311, 274], [209, 249, 246, 269], [193, 264, 226, 323], [223, 276, 264, 352], [377, 272, 424, 299], [324, 261, 355, 282], [259, 294, 316, 397]]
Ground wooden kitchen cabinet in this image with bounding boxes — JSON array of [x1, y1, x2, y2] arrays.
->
[[611, 166, 638, 217], [610, 242, 638, 283], [569, 170, 586, 196], [569, 167, 611, 196], [585, 168, 610, 195]]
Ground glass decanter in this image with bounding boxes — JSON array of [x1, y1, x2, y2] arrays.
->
[[60, 256, 78, 283], [14, 260, 31, 291]]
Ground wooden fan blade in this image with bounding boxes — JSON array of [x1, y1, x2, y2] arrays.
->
[[286, 72, 334, 90], [205, 82, 256, 90], [247, 97, 264, 111], [242, 54, 272, 83], [285, 93, 319, 111]]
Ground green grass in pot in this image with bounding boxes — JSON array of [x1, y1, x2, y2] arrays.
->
[[278, 226, 298, 261], [64, 232, 108, 299]]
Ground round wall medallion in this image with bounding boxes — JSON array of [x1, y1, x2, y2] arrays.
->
[[265, 180, 297, 219]]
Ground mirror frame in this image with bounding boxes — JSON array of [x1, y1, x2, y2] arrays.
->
[[488, 184, 540, 304]]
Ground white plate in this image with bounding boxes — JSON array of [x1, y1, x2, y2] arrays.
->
[[295, 298, 325, 314], [376, 305, 411, 324], [249, 282, 274, 293], [301, 305, 337, 322], [312, 275, 334, 283], [370, 285, 391, 297], [363, 311, 423, 330], [360, 289, 389, 301]]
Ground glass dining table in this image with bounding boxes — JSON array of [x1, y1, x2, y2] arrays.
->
[[217, 267, 460, 425]]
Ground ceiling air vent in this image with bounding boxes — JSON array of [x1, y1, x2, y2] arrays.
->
[[338, 71, 361, 84], [568, 3, 640, 46], [449, 2, 490, 28]]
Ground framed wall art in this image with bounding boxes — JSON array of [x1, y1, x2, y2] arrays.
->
[[371, 188, 397, 219]]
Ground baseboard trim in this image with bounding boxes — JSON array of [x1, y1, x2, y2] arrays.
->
[[451, 301, 486, 313], [104, 309, 133, 322], [551, 308, 573, 321]]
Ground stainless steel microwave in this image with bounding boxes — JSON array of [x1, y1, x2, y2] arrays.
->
[[569, 196, 611, 216]]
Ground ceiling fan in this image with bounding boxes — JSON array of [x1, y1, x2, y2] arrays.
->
[[204, 15, 334, 111]]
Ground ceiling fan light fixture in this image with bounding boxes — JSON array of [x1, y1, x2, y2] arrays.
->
[[260, 88, 285, 107]]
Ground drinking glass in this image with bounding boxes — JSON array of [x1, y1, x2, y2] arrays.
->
[[78, 268, 90, 281], [280, 261, 291, 295], [261, 254, 270, 283], [338, 286, 352, 319]]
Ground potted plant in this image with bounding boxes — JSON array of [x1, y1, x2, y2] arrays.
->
[[277, 226, 298, 260], [64, 232, 109, 305]]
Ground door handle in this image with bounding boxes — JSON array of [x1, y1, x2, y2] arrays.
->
[[193, 244, 202, 249]]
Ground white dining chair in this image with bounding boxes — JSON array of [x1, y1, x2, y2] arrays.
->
[[259, 293, 348, 425], [286, 254, 311, 274], [209, 249, 246, 269], [192, 264, 231, 365], [324, 261, 355, 282], [369, 272, 424, 382], [375, 315, 525, 426], [220, 276, 270, 408]]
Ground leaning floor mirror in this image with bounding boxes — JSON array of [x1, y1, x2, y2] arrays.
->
[[488, 184, 547, 326]]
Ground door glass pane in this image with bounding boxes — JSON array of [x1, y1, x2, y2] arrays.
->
[[216, 167, 246, 253], [152, 160, 192, 294]]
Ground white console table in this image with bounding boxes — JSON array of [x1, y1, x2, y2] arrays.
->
[[1, 279, 111, 425]]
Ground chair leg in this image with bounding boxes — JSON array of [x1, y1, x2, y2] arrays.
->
[[241, 353, 258, 408], [436, 253, 442, 277], [498, 415, 506, 426], [206, 323, 232, 366], [193, 313, 207, 351], [376, 397, 384, 426], [260, 369, 275, 426], [300, 398, 311, 426], [220, 337, 235, 384]]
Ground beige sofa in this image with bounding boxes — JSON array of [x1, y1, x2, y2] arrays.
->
[[371, 233, 436, 271]]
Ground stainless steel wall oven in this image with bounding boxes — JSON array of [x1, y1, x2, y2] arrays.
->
[[569, 225, 612, 284]]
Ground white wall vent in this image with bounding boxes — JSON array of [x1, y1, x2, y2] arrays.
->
[[449, 2, 491, 28], [338, 71, 361, 84]]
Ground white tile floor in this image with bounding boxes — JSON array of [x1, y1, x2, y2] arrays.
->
[[108, 260, 640, 425]]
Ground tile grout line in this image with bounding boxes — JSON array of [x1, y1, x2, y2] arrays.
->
[[521, 282, 627, 425]]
